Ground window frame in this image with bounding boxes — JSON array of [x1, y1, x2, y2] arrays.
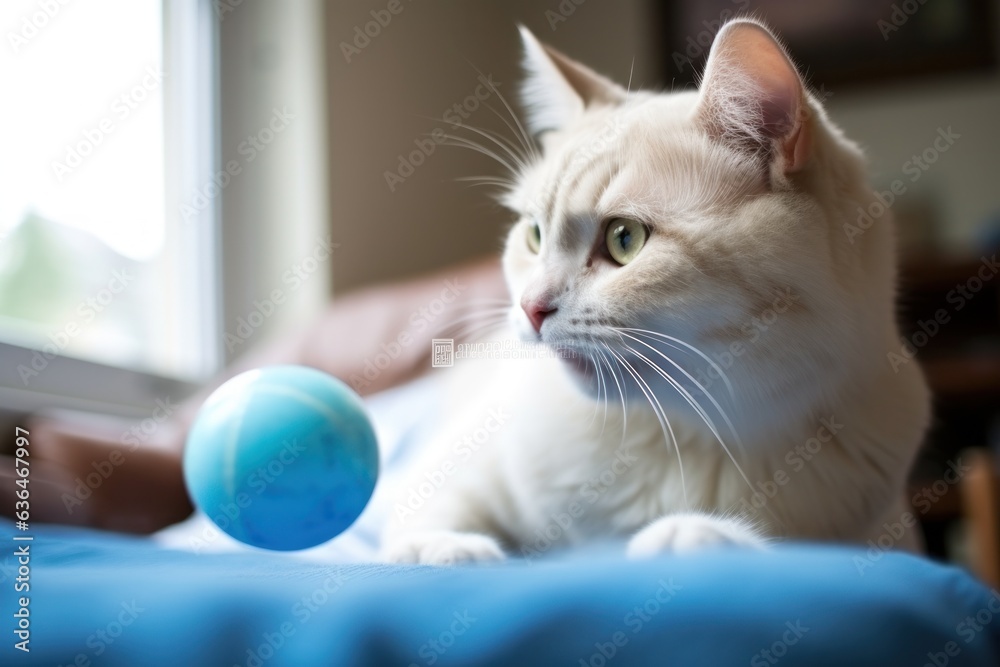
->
[[0, 0, 331, 419], [0, 0, 219, 416]]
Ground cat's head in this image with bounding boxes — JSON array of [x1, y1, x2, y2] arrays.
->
[[499, 19, 894, 429]]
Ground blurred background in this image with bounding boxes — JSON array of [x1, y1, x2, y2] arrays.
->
[[0, 0, 998, 570]]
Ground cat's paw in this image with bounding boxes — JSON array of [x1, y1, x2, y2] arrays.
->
[[627, 513, 766, 558], [381, 530, 506, 566]]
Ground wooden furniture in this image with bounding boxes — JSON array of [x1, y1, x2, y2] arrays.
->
[[960, 448, 1000, 587], [900, 255, 1000, 577]]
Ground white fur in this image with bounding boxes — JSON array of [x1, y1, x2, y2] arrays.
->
[[381, 21, 930, 565], [516, 24, 585, 135]]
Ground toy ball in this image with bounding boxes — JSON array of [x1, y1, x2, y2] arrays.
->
[[183, 365, 379, 551]]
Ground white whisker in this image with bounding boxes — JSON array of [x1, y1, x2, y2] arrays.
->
[[440, 313, 509, 342], [456, 175, 517, 191], [461, 297, 513, 306], [439, 134, 520, 175], [596, 345, 625, 444], [607, 345, 688, 507], [585, 350, 605, 429], [620, 339, 727, 448], [481, 101, 538, 164], [617, 339, 756, 500], [618, 331, 744, 456], [439, 120, 528, 172], [622, 327, 735, 399], [467, 61, 539, 162], [594, 350, 611, 436]]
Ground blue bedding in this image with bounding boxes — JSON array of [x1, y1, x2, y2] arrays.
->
[[6, 381, 1000, 665], [4, 519, 1000, 666]]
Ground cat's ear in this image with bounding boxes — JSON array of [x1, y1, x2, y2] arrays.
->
[[518, 25, 626, 137], [695, 19, 811, 175]]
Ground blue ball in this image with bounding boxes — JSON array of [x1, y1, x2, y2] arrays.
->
[[183, 365, 379, 551]]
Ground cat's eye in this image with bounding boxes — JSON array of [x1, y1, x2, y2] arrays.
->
[[526, 222, 541, 254], [605, 218, 647, 265]]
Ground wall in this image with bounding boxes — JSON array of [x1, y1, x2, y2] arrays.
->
[[324, 0, 659, 293], [325, 0, 1000, 293], [826, 70, 1000, 253], [219, 0, 330, 365]]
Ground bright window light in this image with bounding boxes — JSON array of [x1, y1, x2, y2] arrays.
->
[[0, 0, 216, 381]]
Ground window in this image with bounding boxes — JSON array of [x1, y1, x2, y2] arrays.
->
[[1, 0, 219, 381], [0, 0, 219, 411], [0, 0, 329, 417]]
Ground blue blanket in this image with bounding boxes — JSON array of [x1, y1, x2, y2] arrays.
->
[[4, 520, 999, 666]]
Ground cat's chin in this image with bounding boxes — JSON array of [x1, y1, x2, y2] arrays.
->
[[559, 353, 604, 397], [516, 330, 608, 398], [561, 352, 595, 378]]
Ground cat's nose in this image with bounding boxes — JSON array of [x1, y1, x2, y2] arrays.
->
[[521, 297, 557, 334]]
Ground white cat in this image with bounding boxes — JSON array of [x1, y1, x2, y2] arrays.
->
[[381, 19, 930, 565]]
